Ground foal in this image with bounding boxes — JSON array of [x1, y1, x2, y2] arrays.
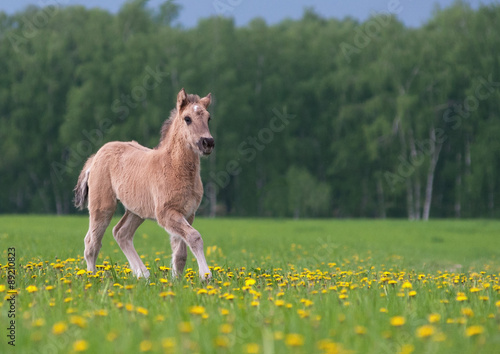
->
[[74, 89, 214, 280]]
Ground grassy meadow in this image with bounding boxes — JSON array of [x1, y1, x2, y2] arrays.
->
[[1, 216, 500, 353]]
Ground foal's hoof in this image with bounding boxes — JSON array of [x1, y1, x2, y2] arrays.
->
[[135, 269, 150, 279]]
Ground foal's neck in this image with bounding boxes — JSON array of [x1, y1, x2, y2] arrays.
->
[[159, 130, 200, 178]]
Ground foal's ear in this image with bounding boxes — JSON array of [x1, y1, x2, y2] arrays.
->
[[177, 88, 188, 112], [200, 93, 211, 109]]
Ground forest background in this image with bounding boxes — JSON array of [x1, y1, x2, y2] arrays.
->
[[1, 0, 499, 219]]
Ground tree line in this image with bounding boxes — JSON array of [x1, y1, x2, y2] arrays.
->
[[1, 0, 499, 219]]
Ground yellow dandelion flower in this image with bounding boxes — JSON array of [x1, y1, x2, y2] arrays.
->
[[402, 281, 412, 289], [33, 318, 45, 327], [285, 333, 304, 347], [76, 270, 86, 276], [300, 299, 314, 307], [197, 288, 208, 295], [380, 307, 388, 313], [220, 324, 233, 334], [399, 344, 415, 354], [251, 300, 259, 307], [125, 304, 134, 312], [189, 306, 205, 315], [106, 331, 118, 342], [70, 315, 87, 328], [136, 307, 148, 316], [245, 279, 256, 287], [317, 339, 343, 353], [390, 316, 406, 327], [456, 292, 468, 302], [274, 331, 284, 340], [408, 290, 417, 297], [246, 343, 260, 354], [26, 285, 38, 293], [297, 309, 309, 318], [0, 285, 5, 292], [461, 308, 474, 317], [73, 340, 89, 352], [160, 278, 169, 284], [52, 321, 68, 335], [139, 340, 153, 352], [220, 308, 230, 316], [178, 322, 193, 333], [95, 309, 108, 316], [275, 299, 285, 307], [355, 326, 367, 335], [495, 300, 500, 307], [428, 313, 441, 323], [215, 336, 229, 347], [162, 337, 175, 350], [469, 287, 481, 293], [465, 325, 484, 337], [416, 325, 435, 338], [159, 291, 175, 298]]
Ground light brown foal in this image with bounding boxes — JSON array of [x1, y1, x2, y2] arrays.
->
[[74, 89, 214, 280]]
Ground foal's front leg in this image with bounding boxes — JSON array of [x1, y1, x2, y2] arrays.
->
[[159, 210, 211, 280]]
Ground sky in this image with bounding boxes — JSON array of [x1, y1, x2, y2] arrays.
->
[[1, 0, 499, 28]]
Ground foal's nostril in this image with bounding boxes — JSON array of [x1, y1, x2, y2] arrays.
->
[[203, 138, 215, 149]]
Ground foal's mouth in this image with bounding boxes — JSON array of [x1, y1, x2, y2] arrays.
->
[[197, 137, 215, 155]]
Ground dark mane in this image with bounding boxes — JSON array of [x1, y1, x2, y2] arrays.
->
[[157, 94, 201, 148]]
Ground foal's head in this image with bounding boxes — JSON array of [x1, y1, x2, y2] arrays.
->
[[162, 88, 214, 156]]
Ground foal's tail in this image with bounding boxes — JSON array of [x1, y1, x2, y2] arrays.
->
[[74, 155, 95, 210]]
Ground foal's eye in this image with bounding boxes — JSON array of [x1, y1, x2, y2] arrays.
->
[[184, 116, 192, 125], [208, 116, 211, 123]]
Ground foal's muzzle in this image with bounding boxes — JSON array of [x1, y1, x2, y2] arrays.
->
[[198, 137, 215, 155]]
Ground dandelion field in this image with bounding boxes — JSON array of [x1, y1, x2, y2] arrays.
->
[[1, 216, 500, 353]]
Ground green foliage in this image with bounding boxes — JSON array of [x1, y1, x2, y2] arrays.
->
[[0, 2, 499, 218]]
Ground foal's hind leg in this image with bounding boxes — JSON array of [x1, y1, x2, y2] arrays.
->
[[84, 209, 115, 273], [112, 210, 148, 278]]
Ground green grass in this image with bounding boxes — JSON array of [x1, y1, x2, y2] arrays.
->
[[1, 216, 500, 353]]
